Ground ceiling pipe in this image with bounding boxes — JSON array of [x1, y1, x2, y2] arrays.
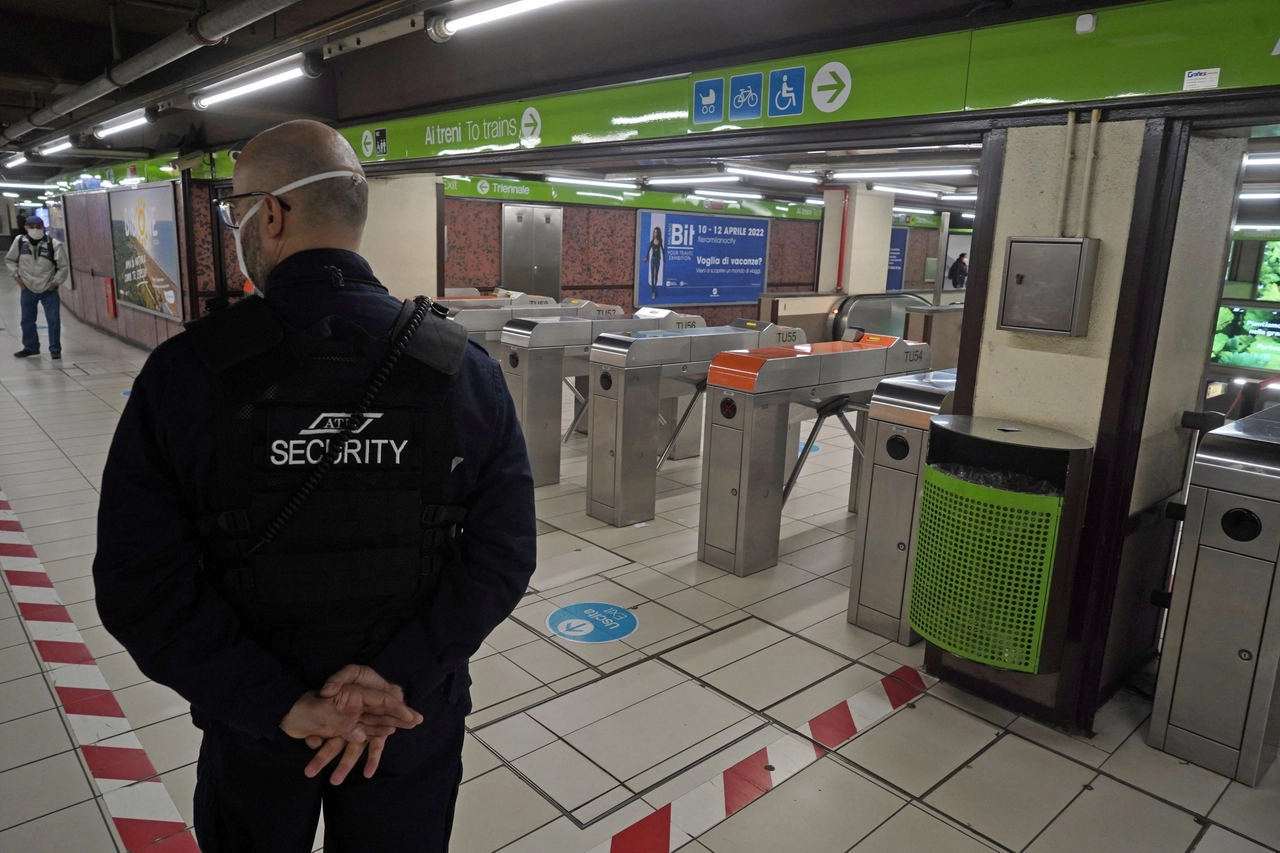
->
[[2, 0, 301, 142]]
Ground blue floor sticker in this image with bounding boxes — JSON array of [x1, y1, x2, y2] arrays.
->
[[121, 391, 131, 397], [800, 442, 821, 455], [546, 602, 639, 644]]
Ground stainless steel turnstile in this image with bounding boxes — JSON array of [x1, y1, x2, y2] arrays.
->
[[586, 320, 807, 528], [1150, 406, 1280, 785], [501, 310, 704, 486], [699, 336, 931, 577], [846, 369, 956, 645], [448, 299, 620, 358]]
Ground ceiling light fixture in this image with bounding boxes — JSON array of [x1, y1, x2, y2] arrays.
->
[[3, 155, 26, 168], [194, 54, 314, 110], [2, 192, 17, 198], [873, 185, 939, 198], [962, 212, 976, 219], [95, 111, 149, 139], [941, 193, 978, 201], [0, 181, 56, 191], [645, 175, 740, 186], [725, 166, 820, 184], [804, 198, 825, 206], [693, 189, 763, 200], [1235, 224, 1280, 230], [429, 0, 577, 40], [1241, 192, 1280, 200], [833, 168, 974, 180], [39, 138, 72, 155], [548, 176, 638, 190], [1245, 155, 1280, 167], [894, 206, 937, 215]]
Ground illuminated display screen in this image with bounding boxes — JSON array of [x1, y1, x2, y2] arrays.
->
[[1212, 306, 1280, 370]]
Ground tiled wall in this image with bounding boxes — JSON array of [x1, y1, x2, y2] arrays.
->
[[904, 227, 938, 291], [444, 198, 819, 322]]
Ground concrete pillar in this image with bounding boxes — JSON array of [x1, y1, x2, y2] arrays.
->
[[361, 174, 442, 298], [971, 120, 1148, 435], [815, 185, 895, 295], [1130, 132, 1246, 512]]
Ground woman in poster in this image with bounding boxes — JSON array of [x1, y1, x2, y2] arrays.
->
[[640, 226, 664, 300]]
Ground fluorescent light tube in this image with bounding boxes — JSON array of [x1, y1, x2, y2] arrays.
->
[[942, 193, 978, 201], [804, 198, 825, 206], [893, 206, 936, 215], [548, 176, 638, 190], [3, 155, 26, 168], [445, 0, 576, 34], [0, 182, 55, 190], [95, 113, 148, 138], [962, 212, 976, 219], [646, 175, 740, 185], [2, 192, 17, 198], [195, 56, 307, 109], [693, 189, 762, 200], [1235, 224, 1280, 230], [725, 166, 819, 184], [39, 139, 72, 155], [834, 168, 973, 179], [1245, 155, 1280, 167], [1241, 192, 1280, 200], [873, 185, 938, 198]]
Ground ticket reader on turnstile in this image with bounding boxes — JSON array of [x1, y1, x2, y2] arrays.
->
[[699, 336, 931, 577], [448, 300, 620, 358], [1150, 406, 1280, 785], [846, 369, 956, 645], [502, 312, 704, 486], [587, 321, 807, 528]]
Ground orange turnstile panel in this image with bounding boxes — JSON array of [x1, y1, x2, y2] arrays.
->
[[708, 336, 902, 393]]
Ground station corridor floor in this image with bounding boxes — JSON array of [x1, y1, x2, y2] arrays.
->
[[0, 279, 1279, 853]]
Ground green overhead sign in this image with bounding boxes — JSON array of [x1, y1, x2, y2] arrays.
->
[[442, 175, 823, 220], [54, 0, 1280, 188]]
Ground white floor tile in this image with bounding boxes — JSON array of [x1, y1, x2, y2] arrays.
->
[[853, 804, 999, 853], [767, 664, 886, 729], [925, 734, 1097, 851], [660, 619, 788, 677], [469, 654, 546, 711], [698, 563, 819, 608], [701, 758, 905, 853], [0, 798, 117, 853], [1104, 722, 1230, 814], [528, 660, 684, 736], [1193, 826, 1274, 853], [0, 751, 95, 831], [451, 766, 559, 853], [514, 739, 618, 810], [703, 635, 847, 710], [841, 696, 1001, 796], [745, 578, 849, 632], [1010, 716, 1111, 768], [1210, 756, 1280, 850], [504, 640, 587, 684], [798, 613, 891, 660], [1027, 775, 1201, 853]]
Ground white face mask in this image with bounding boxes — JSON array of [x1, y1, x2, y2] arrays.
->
[[26, 228, 44, 240], [232, 170, 363, 287]]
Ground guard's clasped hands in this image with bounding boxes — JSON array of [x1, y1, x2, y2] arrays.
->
[[279, 664, 423, 785]]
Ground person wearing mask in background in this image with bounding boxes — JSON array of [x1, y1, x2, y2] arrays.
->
[[641, 225, 664, 300], [947, 252, 968, 290], [94, 120, 536, 852], [5, 214, 69, 359]]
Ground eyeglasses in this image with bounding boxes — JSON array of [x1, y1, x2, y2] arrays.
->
[[214, 192, 291, 229]]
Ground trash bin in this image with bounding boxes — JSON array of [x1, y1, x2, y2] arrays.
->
[[908, 416, 1093, 675], [1149, 405, 1280, 785], [847, 369, 956, 646]]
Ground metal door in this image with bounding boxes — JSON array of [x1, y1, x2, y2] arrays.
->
[[591, 397, 618, 508], [860, 465, 918, 617], [502, 205, 562, 299], [704, 424, 744, 554], [1169, 546, 1275, 748]]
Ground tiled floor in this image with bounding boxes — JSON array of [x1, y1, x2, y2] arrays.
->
[[1, 273, 1279, 852]]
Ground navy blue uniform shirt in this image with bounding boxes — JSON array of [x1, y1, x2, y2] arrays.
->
[[94, 249, 536, 768]]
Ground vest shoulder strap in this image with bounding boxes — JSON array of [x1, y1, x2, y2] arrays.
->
[[185, 296, 285, 374], [396, 298, 468, 376]]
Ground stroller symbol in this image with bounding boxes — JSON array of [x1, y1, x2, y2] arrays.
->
[[700, 89, 717, 114]]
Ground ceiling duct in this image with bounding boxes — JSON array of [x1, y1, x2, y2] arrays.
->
[[3, 0, 302, 142]]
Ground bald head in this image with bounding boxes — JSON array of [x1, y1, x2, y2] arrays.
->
[[234, 120, 368, 237]]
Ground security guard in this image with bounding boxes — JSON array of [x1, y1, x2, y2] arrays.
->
[[94, 120, 536, 852]]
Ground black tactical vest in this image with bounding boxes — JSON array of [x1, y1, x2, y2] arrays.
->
[[185, 296, 469, 685]]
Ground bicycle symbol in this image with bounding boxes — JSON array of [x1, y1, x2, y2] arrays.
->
[[774, 75, 797, 112], [700, 88, 717, 114], [733, 86, 758, 109]]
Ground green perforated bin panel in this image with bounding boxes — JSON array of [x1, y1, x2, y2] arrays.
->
[[909, 466, 1063, 673]]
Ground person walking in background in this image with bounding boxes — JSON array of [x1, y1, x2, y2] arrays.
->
[[641, 225, 664, 300], [948, 252, 968, 290], [6, 214, 68, 359]]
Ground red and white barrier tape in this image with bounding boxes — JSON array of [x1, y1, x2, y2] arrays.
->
[[589, 664, 930, 853], [0, 496, 197, 852]]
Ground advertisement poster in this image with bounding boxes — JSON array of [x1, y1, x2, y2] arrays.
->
[[635, 210, 769, 307], [109, 184, 182, 320], [885, 227, 908, 291], [1211, 306, 1280, 370]]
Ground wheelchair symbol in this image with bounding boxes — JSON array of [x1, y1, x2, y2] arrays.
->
[[700, 89, 717, 114], [733, 86, 759, 109], [774, 75, 797, 112]]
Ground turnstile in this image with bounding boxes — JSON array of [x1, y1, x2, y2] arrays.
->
[[699, 336, 931, 577], [846, 370, 956, 645], [587, 320, 807, 527], [502, 310, 704, 486], [1150, 406, 1280, 785], [448, 299, 620, 358]]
